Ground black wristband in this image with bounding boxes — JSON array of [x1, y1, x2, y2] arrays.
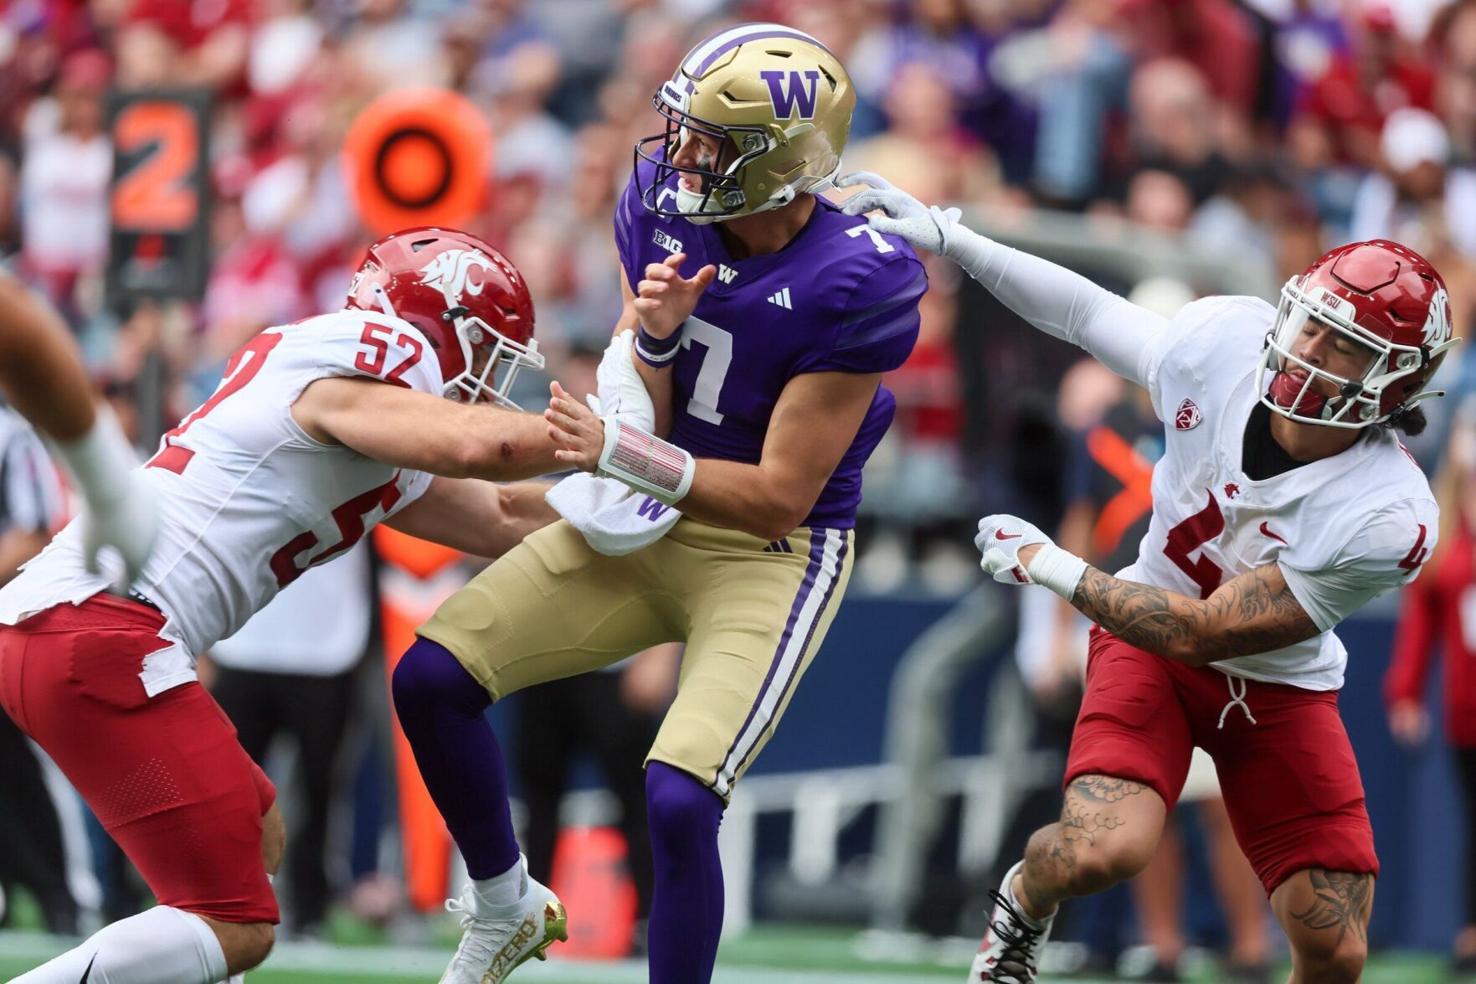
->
[[635, 324, 682, 367]]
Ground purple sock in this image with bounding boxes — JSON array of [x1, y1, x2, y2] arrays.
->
[[391, 637, 520, 880], [645, 762, 726, 984]]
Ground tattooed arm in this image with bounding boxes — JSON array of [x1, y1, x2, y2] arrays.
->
[[1020, 544, 1321, 665]]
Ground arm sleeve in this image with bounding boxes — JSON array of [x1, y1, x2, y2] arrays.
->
[[794, 256, 926, 375], [945, 225, 1170, 388], [1384, 568, 1439, 707], [1279, 500, 1438, 633]]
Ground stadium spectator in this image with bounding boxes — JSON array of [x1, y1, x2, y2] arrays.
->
[[17, 49, 110, 321]]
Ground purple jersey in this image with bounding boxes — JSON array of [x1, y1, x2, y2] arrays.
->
[[614, 157, 926, 529]]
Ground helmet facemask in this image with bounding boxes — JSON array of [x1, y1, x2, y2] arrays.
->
[[635, 86, 778, 224], [444, 310, 544, 408], [368, 282, 543, 409], [1257, 278, 1435, 429]]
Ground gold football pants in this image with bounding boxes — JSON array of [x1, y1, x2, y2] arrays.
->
[[418, 517, 853, 798]]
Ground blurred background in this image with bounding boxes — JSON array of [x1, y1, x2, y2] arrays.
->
[[2, 0, 1476, 981]]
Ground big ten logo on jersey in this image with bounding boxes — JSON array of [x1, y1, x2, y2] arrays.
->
[[653, 228, 684, 254]]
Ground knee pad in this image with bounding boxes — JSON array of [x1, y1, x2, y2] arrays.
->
[[646, 762, 724, 842], [391, 638, 491, 719]]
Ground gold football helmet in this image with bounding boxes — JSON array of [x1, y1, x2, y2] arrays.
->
[[635, 23, 856, 224]]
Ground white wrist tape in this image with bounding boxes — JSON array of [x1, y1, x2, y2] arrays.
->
[[598, 418, 695, 505], [1026, 543, 1089, 601], [53, 408, 138, 508]]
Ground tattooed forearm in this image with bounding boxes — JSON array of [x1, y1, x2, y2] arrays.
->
[[1290, 871, 1372, 946], [1070, 776, 1147, 805], [1069, 563, 1320, 664]]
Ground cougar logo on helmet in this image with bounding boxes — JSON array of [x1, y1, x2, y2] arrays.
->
[[1424, 288, 1453, 348], [418, 250, 499, 310]]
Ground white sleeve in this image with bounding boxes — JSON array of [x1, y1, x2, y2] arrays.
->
[[946, 225, 1171, 388], [1278, 500, 1437, 632]]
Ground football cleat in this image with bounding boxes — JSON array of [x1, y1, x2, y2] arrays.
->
[[439, 874, 568, 984], [968, 860, 1054, 983]]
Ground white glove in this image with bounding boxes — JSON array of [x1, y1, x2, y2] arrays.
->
[[976, 513, 1088, 600], [53, 410, 160, 588], [587, 330, 656, 431], [837, 171, 963, 257], [975, 514, 1053, 585], [83, 469, 160, 588]]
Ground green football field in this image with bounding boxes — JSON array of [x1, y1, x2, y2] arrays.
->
[[0, 926, 1455, 983]]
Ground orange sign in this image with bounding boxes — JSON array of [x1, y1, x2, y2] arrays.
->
[[344, 88, 492, 235]]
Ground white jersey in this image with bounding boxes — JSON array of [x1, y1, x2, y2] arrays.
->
[[0, 310, 441, 695], [1119, 295, 1438, 691]]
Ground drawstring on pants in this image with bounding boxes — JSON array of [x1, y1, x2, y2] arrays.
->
[[1217, 675, 1257, 729]]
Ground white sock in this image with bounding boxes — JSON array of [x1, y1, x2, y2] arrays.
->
[[9, 905, 229, 983], [473, 855, 528, 909]]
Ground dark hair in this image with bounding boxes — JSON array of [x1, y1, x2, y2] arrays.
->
[[1382, 404, 1428, 436]]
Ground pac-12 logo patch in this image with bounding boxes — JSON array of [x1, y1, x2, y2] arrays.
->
[[1174, 398, 1202, 431]]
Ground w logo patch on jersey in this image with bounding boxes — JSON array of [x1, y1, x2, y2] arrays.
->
[[1175, 398, 1202, 431], [419, 249, 502, 309], [761, 69, 821, 119]]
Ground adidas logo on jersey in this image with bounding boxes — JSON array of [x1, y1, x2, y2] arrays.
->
[[767, 287, 793, 309], [717, 264, 738, 285]]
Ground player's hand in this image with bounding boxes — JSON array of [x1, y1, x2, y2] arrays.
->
[[975, 514, 1054, 585], [1388, 699, 1429, 747], [837, 171, 962, 257], [546, 380, 604, 472], [636, 253, 716, 339], [83, 469, 160, 589]]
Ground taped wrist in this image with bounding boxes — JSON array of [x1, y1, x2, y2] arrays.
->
[[635, 324, 682, 367], [598, 418, 695, 504], [1026, 543, 1089, 601]]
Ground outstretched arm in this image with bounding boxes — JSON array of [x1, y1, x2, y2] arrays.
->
[[294, 376, 563, 481], [0, 273, 157, 583], [385, 477, 556, 558], [0, 272, 97, 441], [975, 514, 1321, 665], [838, 173, 1170, 388], [1065, 561, 1320, 665]]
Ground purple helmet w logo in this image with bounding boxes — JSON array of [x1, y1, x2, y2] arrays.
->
[[761, 69, 821, 120]]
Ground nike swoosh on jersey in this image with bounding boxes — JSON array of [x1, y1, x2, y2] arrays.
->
[[79, 954, 97, 983], [995, 531, 1022, 540], [1259, 521, 1288, 545]]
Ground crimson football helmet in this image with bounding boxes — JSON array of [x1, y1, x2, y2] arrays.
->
[[1258, 239, 1457, 428], [345, 227, 543, 407]]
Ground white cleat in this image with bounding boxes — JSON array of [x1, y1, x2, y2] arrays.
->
[[968, 860, 1054, 983], [439, 875, 568, 984]]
